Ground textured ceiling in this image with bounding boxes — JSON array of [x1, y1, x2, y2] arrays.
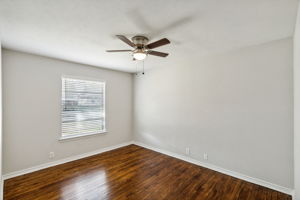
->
[[0, 0, 299, 72]]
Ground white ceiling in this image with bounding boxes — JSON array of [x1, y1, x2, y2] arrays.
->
[[0, 0, 299, 72]]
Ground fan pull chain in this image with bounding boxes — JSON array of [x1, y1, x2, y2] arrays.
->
[[142, 60, 145, 75], [135, 61, 138, 75], [134, 60, 145, 76]]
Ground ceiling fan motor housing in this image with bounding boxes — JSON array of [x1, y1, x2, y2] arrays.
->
[[132, 36, 149, 48]]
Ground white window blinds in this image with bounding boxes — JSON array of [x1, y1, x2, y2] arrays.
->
[[61, 77, 106, 139]]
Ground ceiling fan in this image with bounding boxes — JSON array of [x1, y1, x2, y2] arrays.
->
[[106, 35, 170, 61]]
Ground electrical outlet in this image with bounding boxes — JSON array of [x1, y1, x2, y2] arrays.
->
[[204, 153, 208, 160], [185, 147, 190, 155], [49, 152, 55, 159]]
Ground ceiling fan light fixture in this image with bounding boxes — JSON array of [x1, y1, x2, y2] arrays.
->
[[133, 51, 147, 60]]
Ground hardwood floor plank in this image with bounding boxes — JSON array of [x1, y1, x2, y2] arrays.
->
[[4, 145, 292, 200]]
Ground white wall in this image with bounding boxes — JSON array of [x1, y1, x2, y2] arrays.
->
[[134, 38, 294, 189], [294, 3, 300, 199], [2, 49, 133, 174]]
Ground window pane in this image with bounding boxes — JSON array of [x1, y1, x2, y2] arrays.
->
[[61, 77, 105, 138]]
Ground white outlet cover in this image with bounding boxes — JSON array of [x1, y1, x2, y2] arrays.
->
[[49, 152, 55, 159], [185, 148, 190, 155], [204, 153, 208, 160]]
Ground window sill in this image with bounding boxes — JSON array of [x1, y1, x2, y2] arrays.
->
[[59, 130, 107, 142]]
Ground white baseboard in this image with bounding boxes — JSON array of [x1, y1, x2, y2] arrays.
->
[[133, 141, 294, 197], [291, 191, 295, 200], [3, 141, 134, 180]]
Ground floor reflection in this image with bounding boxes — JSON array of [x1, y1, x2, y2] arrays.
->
[[60, 169, 110, 200]]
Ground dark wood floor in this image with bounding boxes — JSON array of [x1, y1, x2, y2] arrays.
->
[[4, 145, 291, 200]]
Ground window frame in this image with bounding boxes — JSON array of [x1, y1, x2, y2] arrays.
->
[[59, 75, 107, 141]]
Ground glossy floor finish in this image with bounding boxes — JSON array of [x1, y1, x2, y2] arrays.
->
[[4, 145, 291, 200]]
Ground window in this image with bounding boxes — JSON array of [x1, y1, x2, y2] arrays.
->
[[61, 76, 106, 139]]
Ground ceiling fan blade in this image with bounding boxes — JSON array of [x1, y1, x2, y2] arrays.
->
[[146, 38, 170, 49], [148, 51, 169, 57], [106, 50, 132, 52], [116, 35, 135, 47]]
